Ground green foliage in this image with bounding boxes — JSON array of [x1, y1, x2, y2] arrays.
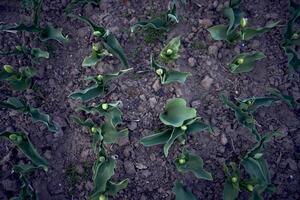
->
[[73, 101, 128, 152], [0, 65, 37, 91], [65, 0, 101, 13], [282, 1, 300, 75], [90, 156, 128, 200], [140, 98, 212, 157], [175, 150, 213, 180], [207, 1, 279, 43], [160, 36, 181, 63], [131, 2, 178, 33], [0, 97, 58, 132], [0, 131, 48, 171], [150, 55, 190, 85], [223, 162, 240, 200], [69, 68, 132, 101], [82, 43, 112, 67], [69, 14, 129, 68], [0, 45, 49, 61], [229, 51, 265, 73], [172, 181, 197, 200]]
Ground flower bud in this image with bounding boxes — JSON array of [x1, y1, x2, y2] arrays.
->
[[180, 125, 187, 131], [91, 127, 97, 134], [92, 44, 99, 51], [15, 45, 22, 51], [93, 31, 102, 37], [99, 194, 106, 200], [237, 58, 244, 65], [9, 134, 18, 141], [3, 65, 14, 73], [240, 18, 248, 28], [254, 153, 263, 159], [101, 103, 109, 110], [155, 68, 163, 76], [292, 33, 299, 40], [178, 158, 186, 164], [96, 75, 103, 81], [166, 49, 173, 55], [247, 184, 254, 192], [231, 176, 238, 183]]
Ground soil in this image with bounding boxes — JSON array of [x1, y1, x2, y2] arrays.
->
[[0, 0, 300, 200]]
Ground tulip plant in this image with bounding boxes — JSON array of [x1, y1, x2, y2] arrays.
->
[[69, 68, 132, 101], [0, 45, 49, 61], [68, 14, 129, 68], [282, 0, 300, 75], [82, 43, 113, 67], [141, 98, 212, 157], [221, 91, 295, 140], [151, 37, 190, 84], [229, 51, 265, 73], [0, 130, 49, 199], [72, 101, 128, 200], [172, 181, 197, 200], [208, 0, 279, 43], [0, 65, 37, 91], [0, 97, 58, 132], [0, 0, 68, 43], [223, 131, 284, 200]]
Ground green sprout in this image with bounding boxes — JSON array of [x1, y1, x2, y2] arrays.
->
[[69, 68, 132, 101], [68, 14, 129, 68], [0, 97, 58, 132], [82, 43, 113, 67], [175, 150, 213, 180], [140, 98, 212, 157], [229, 51, 265, 73], [160, 36, 181, 63], [207, 0, 279, 43], [0, 65, 37, 91]]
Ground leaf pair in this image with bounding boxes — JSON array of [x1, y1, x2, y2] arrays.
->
[[69, 68, 132, 101], [0, 65, 37, 91], [69, 14, 129, 68], [175, 150, 213, 180], [82, 43, 113, 67], [0, 45, 49, 60], [208, 0, 278, 43], [140, 98, 212, 157], [131, 2, 179, 32], [73, 102, 128, 152], [0, 97, 58, 132], [0, 131, 48, 171], [90, 156, 128, 200], [229, 51, 265, 73]]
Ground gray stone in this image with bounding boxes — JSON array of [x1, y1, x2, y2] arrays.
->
[[201, 75, 214, 90], [208, 45, 219, 56], [152, 79, 161, 92], [149, 97, 157, 108], [188, 57, 197, 67]]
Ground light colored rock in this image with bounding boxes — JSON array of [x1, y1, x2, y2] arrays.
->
[[188, 57, 197, 67], [201, 75, 214, 90]]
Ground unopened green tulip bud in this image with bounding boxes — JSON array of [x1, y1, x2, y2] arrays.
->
[[15, 45, 22, 51], [240, 18, 248, 28], [96, 75, 103, 81], [155, 68, 163, 76], [99, 194, 106, 200], [292, 33, 299, 40], [92, 44, 99, 51], [254, 153, 263, 159], [237, 58, 244, 65], [101, 103, 109, 110], [9, 134, 18, 141], [166, 49, 173, 55], [247, 184, 254, 192], [91, 127, 97, 134], [178, 158, 186, 164], [93, 31, 102, 37], [3, 65, 14, 73], [231, 176, 238, 183], [180, 125, 187, 131]]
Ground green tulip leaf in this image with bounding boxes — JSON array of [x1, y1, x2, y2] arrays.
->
[[82, 44, 112, 67], [101, 121, 128, 144], [185, 120, 213, 135], [105, 179, 129, 196], [160, 36, 181, 62], [241, 21, 279, 40], [229, 51, 265, 73], [172, 181, 197, 200], [207, 25, 229, 41], [175, 150, 213, 180], [160, 98, 197, 127], [163, 128, 185, 157], [283, 47, 300, 75], [31, 48, 49, 59], [0, 131, 48, 171], [140, 129, 172, 147], [39, 25, 68, 43]]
